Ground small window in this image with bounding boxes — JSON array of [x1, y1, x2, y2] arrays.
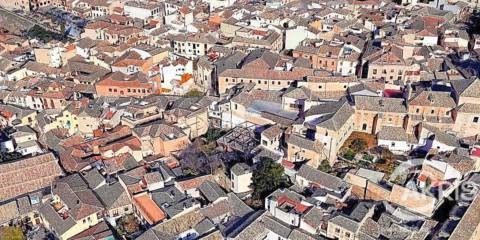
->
[[474, 117, 479, 123], [431, 109, 435, 114], [416, 108, 420, 113]]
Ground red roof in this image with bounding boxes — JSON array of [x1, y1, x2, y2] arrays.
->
[[282, 159, 295, 169], [133, 194, 166, 225], [105, 111, 115, 120], [0, 111, 14, 119], [472, 148, 480, 158], [383, 89, 403, 98], [277, 196, 310, 214]]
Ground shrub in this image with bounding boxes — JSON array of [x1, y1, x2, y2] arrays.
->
[[350, 138, 368, 153], [343, 148, 356, 160]]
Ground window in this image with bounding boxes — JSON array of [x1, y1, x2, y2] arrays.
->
[[416, 108, 420, 113], [474, 117, 479, 123], [362, 123, 367, 130], [373, 69, 377, 74], [335, 228, 340, 233], [431, 109, 435, 114]]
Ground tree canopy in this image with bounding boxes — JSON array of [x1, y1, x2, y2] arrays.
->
[[252, 158, 287, 199], [184, 89, 204, 97], [317, 160, 332, 173]]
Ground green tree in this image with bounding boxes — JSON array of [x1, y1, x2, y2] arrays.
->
[[317, 160, 332, 173], [343, 148, 356, 160], [184, 89, 204, 97], [1, 226, 24, 240], [0, 152, 22, 162], [252, 158, 287, 199], [350, 138, 368, 153], [117, 214, 139, 235]]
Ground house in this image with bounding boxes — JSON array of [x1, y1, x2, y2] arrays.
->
[[451, 79, 480, 138], [286, 134, 325, 168], [133, 122, 190, 157], [377, 126, 415, 153], [417, 123, 459, 153], [230, 163, 253, 194], [353, 95, 408, 135], [132, 192, 166, 226], [94, 182, 133, 222], [260, 125, 282, 152], [171, 33, 216, 60], [196, 180, 227, 205], [417, 151, 475, 191], [163, 96, 211, 139], [111, 51, 154, 75], [95, 72, 154, 97], [296, 165, 352, 203], [265, 188, 311, 227], [362, 44, 414, 84], [39, 174, 104, 240], [291, 99, 355, 166], [123, 1, 163, 20], [293, 40, 360, 76], [231, 29, 283, 52], [407, 89, 456, 132], [0, 104, 37, 127], [0, 152, 63, 202], [151, 185, 200, 218], [69, 221, 115, 240], [175, 174, 216, 198], [1, 125, 42, 156]]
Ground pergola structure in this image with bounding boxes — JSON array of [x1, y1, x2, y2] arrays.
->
[[217, 122, 259, 159]]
